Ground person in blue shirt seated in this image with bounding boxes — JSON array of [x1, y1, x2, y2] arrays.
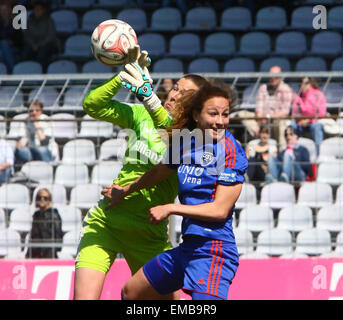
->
[[103, 83, 248, 300], [265, 125, 311, 183]]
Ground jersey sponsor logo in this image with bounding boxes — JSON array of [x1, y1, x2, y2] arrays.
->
[[133, 140, 163, 164], [178, 164, 204, 185], [218, 168, 237, 183], [197, 278, 206, 285], [200, 152, 215, 167]]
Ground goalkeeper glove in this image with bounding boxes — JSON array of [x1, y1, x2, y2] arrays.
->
[[118, 62, 161, 111]]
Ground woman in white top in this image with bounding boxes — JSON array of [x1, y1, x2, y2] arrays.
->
[[15, 100, 53, 163]]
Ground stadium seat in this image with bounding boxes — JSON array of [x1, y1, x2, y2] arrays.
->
[[0, 184, 30, 210], [254, 6, 287, 30], [328, 6, 343, 30], [295, 228, 332, 256], [0, 228, 23, 258], [238, 32, 271, 58], [78, 114, 114, 139], [290, 6, 317, 30], [310, 31, 342, 57], [96, 0, 127, 8], [12, 61, 42, 75], [61, 139, 96, 165], [55, 205, 82, 233], [20, 161, 54, 185], [187, 58, 219, 73], [116, 8, 147, 33], [277, 205, 313, 232], [259, 57, 291, 72], [64, 0, 95, 9], [0, 208, 6, 229], [82, 60, 113, 73], [91, 161, 122, 187], [31, 184, 67, 207], [51, 9, 79, 35], [69, 183, 102, 210], [168, 33, 201, 58], [295, 57, 327, 72], [331, 56, 343, 71], [298, 137, 317, 163], [99, 138, 127, 161], [47, 60, 77, 74], [62, 34, 93, 60], [297, 182, 333, 208], [28, 87, 60, 108], [332, 231, 343, 256], [113, 88, 133, 103], [152, 58, 183, 73], [336, 184, 343, 205], [318, 137, 343, 162], [317, 161, 343, 185], [240, 84, 259, 109], [50, 113, 78, 139], [8, 205, 33, 233], [54, 164, 89, 188], [256, 228, 293, 256], [57, 229, 80, 259], [273, 31, 307, 58], [6, 113, 27, 139], [235, 183, 257, 209], [183, 7, 217, 31], [224, 58, 255, 73], [233, 228, 254, 255], [138, 33, 167, 57], [260, 182, 296, 209], [62, 86, 87, 108], [0, 62, 7, 74], [237, 205, 274, 232], [0, 115, 6, 137], [316, 205, 343, 232], [0, 87, 24, 109], [217, 7, 252, 31], [80, 9, 112, 33], [202, 32, 236, 58], [320, 83, 343, 105], [148, 7, 182, 32]]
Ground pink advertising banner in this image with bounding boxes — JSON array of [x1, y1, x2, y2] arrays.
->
[[0, 258, 343, 300]]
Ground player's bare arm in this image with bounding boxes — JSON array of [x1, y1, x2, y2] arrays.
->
[[149, 183, 242, 225]]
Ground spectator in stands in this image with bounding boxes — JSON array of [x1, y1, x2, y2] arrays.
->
[[0, 3, 22, 72], [26, 188, 63, 259], [291, 77, 326, 155], [256, 66, 293, 151], [15, 100, 54, 164], [265, 126, 311, 183], [246, 125, 277, 183], [156, 78, 175, 105], [22, 0, 58, 69], [0, 138, 14, 184]]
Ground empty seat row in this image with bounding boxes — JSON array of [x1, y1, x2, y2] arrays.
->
[[237, 181, 343, 209], [236, 204, 343, 233], [0, 182, 107, 210], [50, 6, 343, 35], [234, 228, 343, 257]]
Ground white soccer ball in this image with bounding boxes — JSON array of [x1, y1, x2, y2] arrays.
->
[[91, 19, 138, 66]]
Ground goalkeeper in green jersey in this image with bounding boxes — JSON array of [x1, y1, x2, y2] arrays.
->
[[74, 46, 208, 300]]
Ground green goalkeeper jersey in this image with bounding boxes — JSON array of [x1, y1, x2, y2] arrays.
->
[[82, 75, 178, 232]]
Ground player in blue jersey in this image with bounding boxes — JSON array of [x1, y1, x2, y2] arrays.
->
[[105, 83, 248, 300]]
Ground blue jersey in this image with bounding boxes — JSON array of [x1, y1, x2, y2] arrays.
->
[[165, 129, 248, 242]]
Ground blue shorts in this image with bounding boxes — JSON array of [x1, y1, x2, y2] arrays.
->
[[142, 235, 239, 300]]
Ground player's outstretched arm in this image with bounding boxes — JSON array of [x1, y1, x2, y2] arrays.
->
[[103, 163, 175, 210], [149, 183, 243, 225]]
